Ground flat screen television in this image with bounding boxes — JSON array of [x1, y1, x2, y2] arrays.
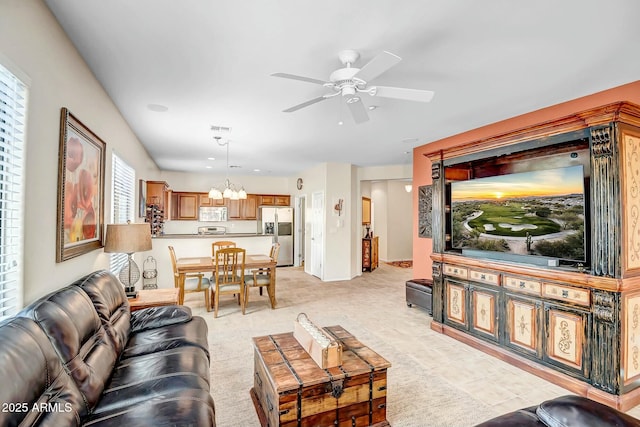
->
[[450, 165, 586, 266]]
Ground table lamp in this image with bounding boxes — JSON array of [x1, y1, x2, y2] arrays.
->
[[104, 222, 152, 298]]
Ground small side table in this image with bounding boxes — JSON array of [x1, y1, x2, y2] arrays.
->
[[128, 288, 180, 312]]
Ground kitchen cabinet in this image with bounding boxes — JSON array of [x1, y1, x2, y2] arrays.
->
[[199, 193, 226, 207], [259, 195, 290, 206], [171, 192, 199, 220], [146, 181, 170, 221], [228, 194, 258, 220]]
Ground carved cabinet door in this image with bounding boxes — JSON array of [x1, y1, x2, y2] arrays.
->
[[445, 279, 468, 331], [505, 293, 542, 358], [469, 285, 500, 343], [543, 304, 590, 378]]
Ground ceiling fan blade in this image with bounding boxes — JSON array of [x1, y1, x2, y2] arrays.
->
[[345, 96, 369, 124], [371, 86, 435, 103], [353, 51, 401, 83], [283, 95, 330, 112], [271, 72, 327, 86]]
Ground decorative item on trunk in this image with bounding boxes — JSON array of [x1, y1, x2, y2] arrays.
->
[[293, 313, 342, 368], [142, 256, 158, 289]]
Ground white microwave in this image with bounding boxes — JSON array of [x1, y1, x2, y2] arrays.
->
[[199, 206, 228, 222]]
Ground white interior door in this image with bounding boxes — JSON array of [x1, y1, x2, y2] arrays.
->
[[310, 191, 323, 279], [294, 196, 305, 267]]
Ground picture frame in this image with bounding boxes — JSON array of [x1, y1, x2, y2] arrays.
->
[[56, 108, 106, 262], [138, 179, 146, 217]]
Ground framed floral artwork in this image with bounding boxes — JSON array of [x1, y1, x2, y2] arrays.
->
[[56, 108, 106, 262]]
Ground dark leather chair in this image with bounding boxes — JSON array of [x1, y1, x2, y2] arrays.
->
[[0, 270, 215, 427], [475, 395, 640, 427]]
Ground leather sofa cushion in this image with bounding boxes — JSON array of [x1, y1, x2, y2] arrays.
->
[[19, 285, 118, 411], [109, 346, 211, 388], [130, 304, 192, 333], [122, 315, 210, 359], [82, 392, 215, 427], [536, 395, 640, 427], [0, 317, 87, 427], [76, 270, 131, 353], [475, 406, 544, 426]]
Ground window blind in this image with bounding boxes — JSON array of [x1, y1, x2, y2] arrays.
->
[[110, 153, 135, 273], [0, 64, 26, 321]]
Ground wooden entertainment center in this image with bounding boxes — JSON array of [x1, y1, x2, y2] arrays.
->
[[425, 101, 640, 410]]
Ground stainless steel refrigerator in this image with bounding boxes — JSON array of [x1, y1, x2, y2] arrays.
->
[[259, 207, 293, 266]]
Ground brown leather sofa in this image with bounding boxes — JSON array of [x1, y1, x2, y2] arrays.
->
[[474, 395, 640, 426], [0, 270, 215, 427]]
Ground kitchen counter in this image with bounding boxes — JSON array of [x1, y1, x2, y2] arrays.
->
[[148, 234, 277, 287], [153, 233, 271, 239]]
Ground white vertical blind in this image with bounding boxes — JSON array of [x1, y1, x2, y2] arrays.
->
[[0, 63, 26, 321], [110, 153, 135, 273]]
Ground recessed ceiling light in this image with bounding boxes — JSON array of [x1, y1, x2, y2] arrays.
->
[[205, 166, 212, 169], [207, 157, 215, 160], [368, 105, 378, 110], [147, 104, 168, 112], [253, 169, 261, 172], [338, 121, 344, 126], [402, 138, 419, 143]]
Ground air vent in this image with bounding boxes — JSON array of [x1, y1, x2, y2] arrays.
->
[[211, 125, 232, 134]]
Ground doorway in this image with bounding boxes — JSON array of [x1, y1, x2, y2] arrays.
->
[[310, 191, 323, 279], [294, 195, 305, 267]]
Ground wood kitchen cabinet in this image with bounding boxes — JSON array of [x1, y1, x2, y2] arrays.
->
[[228, 194, 258, 220], [171, 192, 199, 220], [259, 194, 290, 206], [146, 181, 170, 221], [199, 193, 226, 207]]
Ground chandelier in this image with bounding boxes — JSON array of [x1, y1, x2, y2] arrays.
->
[[208, 136, 247, 200]]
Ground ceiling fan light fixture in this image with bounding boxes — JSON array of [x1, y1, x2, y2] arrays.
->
[[209, 134, 246, 200], [346, 96, 360, 104]]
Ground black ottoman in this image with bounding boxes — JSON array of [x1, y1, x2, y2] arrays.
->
[[406, 279, 433, 315]]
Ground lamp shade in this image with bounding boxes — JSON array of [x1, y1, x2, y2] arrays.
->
[[104, 223, 152, 254]]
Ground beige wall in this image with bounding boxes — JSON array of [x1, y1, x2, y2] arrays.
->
[[1, 1, 416, 305], [371, 180, 413, 262], [0, 0, 159, 303]]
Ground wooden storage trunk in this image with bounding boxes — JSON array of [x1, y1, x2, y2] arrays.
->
[[251, 325, 391, 427]]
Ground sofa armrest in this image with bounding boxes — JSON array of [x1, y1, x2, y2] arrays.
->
[[130, 305, 192, 333], [536, 395, 640, 427]]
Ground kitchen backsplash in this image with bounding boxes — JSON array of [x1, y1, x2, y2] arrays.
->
[[163, 220, 259, 235]]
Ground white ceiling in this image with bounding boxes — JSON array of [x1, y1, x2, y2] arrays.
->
[[44, 0, 640, 177]]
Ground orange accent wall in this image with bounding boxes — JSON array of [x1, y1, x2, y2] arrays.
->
[[412, 80, 640, 280]]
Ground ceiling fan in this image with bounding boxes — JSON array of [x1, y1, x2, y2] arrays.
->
[[272, 49, 435, 124]]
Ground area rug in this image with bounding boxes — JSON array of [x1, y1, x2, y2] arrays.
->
[[386, 260, 413, 268]]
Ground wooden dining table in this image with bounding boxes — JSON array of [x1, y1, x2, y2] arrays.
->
[[175, 254, 277, 309]]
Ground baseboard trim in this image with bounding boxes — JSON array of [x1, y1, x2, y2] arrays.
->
[[431, 320, 640, 411]]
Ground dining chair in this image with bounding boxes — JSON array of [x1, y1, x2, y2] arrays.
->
[[168, 246, 211, 310], [211, 240, 236, 258], [244, 242, 279, 308], [212, 247, 246, 318]]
